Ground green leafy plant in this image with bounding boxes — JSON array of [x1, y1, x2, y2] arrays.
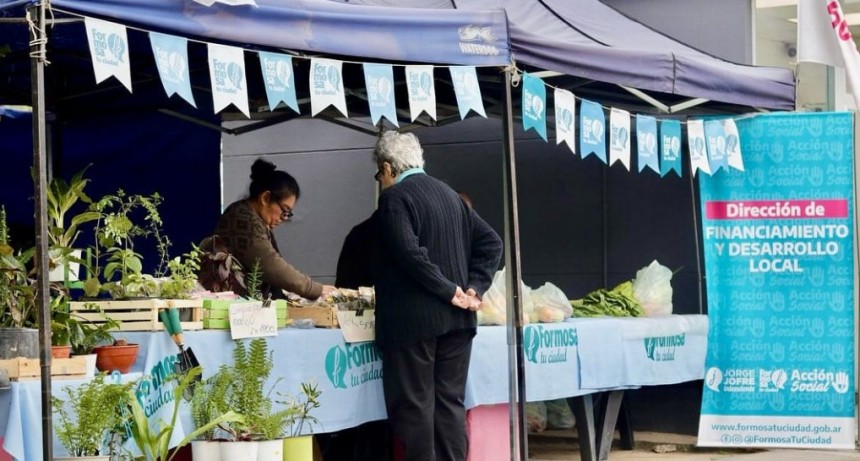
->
[[44, 166, 100, 259], [245, 259, 263, 301], [51, 372, 137, 457], [190, 365, 233, 441], [219, 338, 295, 441], [279, 381, 322, 437], [128, 366, 242, 461], [0, 205, 37, 329], [69, 312, 120, 355], [86, 190, 170, 298], [159, 245, 201, 299]]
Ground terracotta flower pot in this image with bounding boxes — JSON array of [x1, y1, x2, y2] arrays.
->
[[51, 345, 71, 359], [92, 343, 139, 374]]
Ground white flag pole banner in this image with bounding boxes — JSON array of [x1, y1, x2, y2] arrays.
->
[[149, 33, 196, 108], [449, 66, 486, 119], [687, 119, 711, 176], [310, 58, 348, 117], [84, 18, 132, 92], [724, 118, 745, 172], [609, 108, 631, 170], [406, 65, 437, 121], [554, 88, 576, 154], [799, 1, 860, 109], [207, 44, 250, 118], [798, 0, 843, 66]]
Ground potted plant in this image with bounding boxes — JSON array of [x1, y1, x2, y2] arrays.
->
[[51, 372, 137, 460], [0, 205, 39, 359], [197, 235, 247, 296], [85, 190, 169, 299], [127, 366, 242, 461], [158, 245, 201, 299], [69, 314, 119, 377], [44, 166, 100, 282], [279, 381, 322, 461], [189, 365, 233, 459]]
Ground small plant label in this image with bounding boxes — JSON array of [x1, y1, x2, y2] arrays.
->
[[336, 309, 375, 343], [229, 301, 278, 339]]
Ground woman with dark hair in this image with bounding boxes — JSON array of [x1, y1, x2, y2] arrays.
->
[[210, 159, 334, 300]]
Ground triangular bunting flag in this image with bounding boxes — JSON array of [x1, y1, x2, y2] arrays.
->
[[310, 58, 348, 117], [522, 72, 547, 141], [704, 119, 729, 173], [84, 18, 132, 92], [660, 119, 682, 177], [405, 65, 437, 121], [723, 118, 744, 172], [609, 108, 631, 170], [149, 33, 196, 107], [579, 99, 606, 163], [687, 119, 711, 176], [364, 63, 398, 127], [450, 66, 486, 119], [259, 51, 298, 113], [636, 115, 659, 174], [207, 43, 250, 118], [554, 88, 576, 154]]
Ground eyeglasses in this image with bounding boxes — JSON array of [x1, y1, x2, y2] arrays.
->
[[374, 168, 383, 181], [275, 201, 294, 219]]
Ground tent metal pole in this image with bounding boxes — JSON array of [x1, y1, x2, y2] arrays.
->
[[501, 69, 527, 461], [29, 2, 53, 460]]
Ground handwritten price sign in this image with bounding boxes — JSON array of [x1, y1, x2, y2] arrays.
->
[[229, 302, 278, 340]]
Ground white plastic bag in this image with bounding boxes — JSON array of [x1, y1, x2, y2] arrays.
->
[[477, 268, 534, 325], [532, 282, 573, 319], [631, 260, 674, 316]]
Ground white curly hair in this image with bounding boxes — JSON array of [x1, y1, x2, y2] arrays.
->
[[373, 130, 425, 173]]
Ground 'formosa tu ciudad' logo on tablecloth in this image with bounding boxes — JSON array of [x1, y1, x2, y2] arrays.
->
[[643, 333, 686, 362], [523, 325, 577, 364], [325, 342, 382, 389]]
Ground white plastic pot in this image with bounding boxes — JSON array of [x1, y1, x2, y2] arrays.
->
[[256, 439, 283, 461], [191, 440, 221, 460], [220, 441, 257, 461]]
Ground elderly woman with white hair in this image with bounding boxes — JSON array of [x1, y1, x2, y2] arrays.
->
[[372, 130, 503, 461]]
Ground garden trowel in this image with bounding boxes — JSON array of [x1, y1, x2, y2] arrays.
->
[[159, 308, 201, 397]]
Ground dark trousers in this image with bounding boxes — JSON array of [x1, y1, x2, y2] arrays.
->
[[382, 329, 474, 461]]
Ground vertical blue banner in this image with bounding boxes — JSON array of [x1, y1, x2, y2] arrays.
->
[[522, 73, 547, 141], [579, 99, 606, 162], [363, 63, 398, 127], [636, 115, 659, 173], [660, 119, 682, 177], [259, 52, 298, 113], [697, 113, 856, 449]]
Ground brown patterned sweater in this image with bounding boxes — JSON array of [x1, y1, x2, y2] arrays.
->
[[213, 200, 323, 299]]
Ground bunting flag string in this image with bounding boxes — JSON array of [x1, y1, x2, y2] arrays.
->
[[75, 12, 746, 180]]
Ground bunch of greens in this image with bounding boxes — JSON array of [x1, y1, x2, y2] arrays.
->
[[570, 280, 644, 318]]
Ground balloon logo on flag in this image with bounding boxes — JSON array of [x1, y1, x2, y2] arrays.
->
[[326, 66, 341, 92], [559, 108, 573, 131], [276, 60, 292, 87], [378, 77, 392, 103], [419, 72, 433, 97], [108, 34, 126, 62], [168, 52, 185, 80], [641, 132, 656, 154], [671, 137, 681, 156], [590, 119, 603, 139], [612, 126, 629, 149], [227, 62, 244, 89]]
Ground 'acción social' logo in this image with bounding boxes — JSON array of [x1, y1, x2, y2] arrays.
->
[[325, 342, 383, 389], [523, 325, 577, 364]]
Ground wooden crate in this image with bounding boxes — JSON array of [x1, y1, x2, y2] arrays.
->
[[69, 299, 203, 331], [202, 299, 288, 329], [288, 305, 339, 328], [0, 356, 87, 381]]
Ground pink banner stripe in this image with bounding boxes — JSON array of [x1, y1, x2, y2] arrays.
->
[[705, 199, 848, 220]]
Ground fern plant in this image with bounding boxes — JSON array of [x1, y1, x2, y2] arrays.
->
[[190, 365, 233, 441], [221, 338, 295, 441], [245, 259, 263, 301]]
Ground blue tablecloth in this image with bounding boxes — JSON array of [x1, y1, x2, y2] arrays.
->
[[1, 315, 708, 461]]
